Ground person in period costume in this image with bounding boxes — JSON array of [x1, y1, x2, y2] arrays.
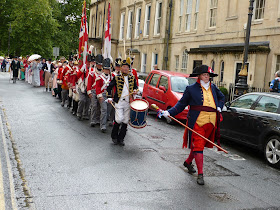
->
[[60, 61, 70, 107], [57, 57, 66, 100], [53, 63, 61, 97], [66, 59, 75, 109], [76, 61, 91, 120], [94, 58, 112, 132], [11, 56, 20, 83], [87, 54, 103, 126], [71, 61, 80, 115], [31, 59, 41, 87], [106, 59, 138, 146], [42, 58, 55, 92], [40, 58, 46, 87], [129, 57, 139, 86], [19, 57, 25, 80], [160, 65, 225, 185]]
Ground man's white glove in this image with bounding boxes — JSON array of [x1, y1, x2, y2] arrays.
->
[[161, 110, 170, 119], [217, 107, 222, 112], [105, 98, 113, 103]]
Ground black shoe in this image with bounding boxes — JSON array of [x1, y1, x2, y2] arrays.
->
[[72, 111, 76, 115], [197, 174, 204, 185], [77, 116, 82, 121], [46, 88, 48, 92], [49, 88, 52, 91], [112, 138, 118, 145], [118, 140, 125, 146], [67, 105, 71, 109], [101, 128, 106, 133], [90, 122, 97, 127], [183, 161, 196, 174], [61, 103, 64, 107]]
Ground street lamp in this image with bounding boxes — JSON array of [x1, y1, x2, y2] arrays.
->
[[235, 0, 254, 97]]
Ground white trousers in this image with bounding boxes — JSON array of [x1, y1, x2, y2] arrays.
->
[[115, 99, 130, 124]]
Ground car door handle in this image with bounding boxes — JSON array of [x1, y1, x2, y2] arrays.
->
[[261, 120, 269, 124], [238, 116, 244, 120]]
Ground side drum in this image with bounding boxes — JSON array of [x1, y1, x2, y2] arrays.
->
[[129, 99, 149, 129]]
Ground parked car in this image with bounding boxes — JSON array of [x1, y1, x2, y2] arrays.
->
[[221, 92, 280, 168], [142, 70, 196, 123]]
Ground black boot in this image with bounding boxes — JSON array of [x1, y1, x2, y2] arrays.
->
[[183, 161, 196, 174], [46, 88, 48, 92], [67, 97, 72, 109], [118, 123, 127, 146], [111, 122, 120, 144], [72, 101, 78, 115], [197, 174, 204, 185]]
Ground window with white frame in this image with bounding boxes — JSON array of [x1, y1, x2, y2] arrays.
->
[[144, 4, 151, 36], [276, 55, 280, 71], [119, 12, 125, 40], [99, 13, 102, 37], [135, 7, 141, 38], [220, 61, 224, 82], [151, 53, 159, 70], [182, 50, 188, 71], [254, 0, 265, 20], [127, 10, 133, 39], [175, 55, 179, 71], [194, 0, 200, 30], [179, 0, 184, 32], [154, 1, 162, 35], [141, 53, 147, 73], [185, 0, 193, 32], [209, 0, 218, 27]]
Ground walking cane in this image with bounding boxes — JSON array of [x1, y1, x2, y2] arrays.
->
[[151, 104, 228, 154]]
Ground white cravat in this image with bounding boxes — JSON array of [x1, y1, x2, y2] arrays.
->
[[201, 80, 210, 90], [120, 76, 129, 102]]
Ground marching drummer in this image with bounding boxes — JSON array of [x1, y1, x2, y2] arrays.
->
[[106, 58, 138, 146]]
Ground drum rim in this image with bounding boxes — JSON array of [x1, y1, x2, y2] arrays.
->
[[130, 99, 149, 112], [129, 121, 147, 129]]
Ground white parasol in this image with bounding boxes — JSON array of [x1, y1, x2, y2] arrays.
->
[[0, 56, 4, 60], [28, 54, 41, 61]]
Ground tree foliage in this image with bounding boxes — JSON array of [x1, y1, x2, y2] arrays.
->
[[0, 0, 90, 58]]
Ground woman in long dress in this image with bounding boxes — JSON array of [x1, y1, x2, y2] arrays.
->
[[32, 60, 41, 87]]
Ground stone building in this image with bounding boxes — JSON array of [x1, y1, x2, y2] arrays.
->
[[89, 0, 280, 90]]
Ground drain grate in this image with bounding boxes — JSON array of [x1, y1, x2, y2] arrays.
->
[[208, 192, 237, 203], [140, 148, 157, 152]]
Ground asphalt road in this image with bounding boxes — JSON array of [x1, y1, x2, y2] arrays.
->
[[0, 72, 280, 210]]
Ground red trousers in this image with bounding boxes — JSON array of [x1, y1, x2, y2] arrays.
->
[[191, 123, 214, 151]]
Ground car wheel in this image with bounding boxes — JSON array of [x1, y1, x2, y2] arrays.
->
[[264, 136, 280, 169]]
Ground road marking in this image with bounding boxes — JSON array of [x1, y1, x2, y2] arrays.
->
[[0, 149, 5, 210], [0, 109, 18, 210]]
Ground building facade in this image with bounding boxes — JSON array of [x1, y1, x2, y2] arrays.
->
[[89, 0, 280, 90]]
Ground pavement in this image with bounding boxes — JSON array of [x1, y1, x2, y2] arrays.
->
[[0, 72, 280, 210]]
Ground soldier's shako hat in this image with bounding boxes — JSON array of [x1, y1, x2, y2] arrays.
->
[[103, 58, 111, 70], [115, 58, 122, 67], [95, 54, 103, 65], [190, 65, 218, 77]]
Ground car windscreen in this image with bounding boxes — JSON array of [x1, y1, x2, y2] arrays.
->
[[171, 76, 196, 93]]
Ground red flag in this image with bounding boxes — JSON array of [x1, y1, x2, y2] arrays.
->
[[78, 1, 88, 68], [103, 3, 111, 60]]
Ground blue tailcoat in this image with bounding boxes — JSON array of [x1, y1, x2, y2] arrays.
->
[[168, 82, 225, 146]]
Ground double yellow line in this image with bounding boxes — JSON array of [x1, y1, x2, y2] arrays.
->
[[0, 108, 18, 210]]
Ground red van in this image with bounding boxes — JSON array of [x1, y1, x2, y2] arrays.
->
[[142, 70, 196, 122]]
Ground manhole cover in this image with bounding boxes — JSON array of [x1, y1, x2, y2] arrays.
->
[[208, 193, 237, 203]]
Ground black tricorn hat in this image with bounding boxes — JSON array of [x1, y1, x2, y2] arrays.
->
[[115, 58, 122, 67], [121, 58, 131, 67], [103, 58, 111, 69], [95, 54, 103, 65], [190, 65, 218, 77]]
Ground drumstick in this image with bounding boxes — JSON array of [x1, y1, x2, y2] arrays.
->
[[122, 89, 139, 98], [151, 104, 228, 154]]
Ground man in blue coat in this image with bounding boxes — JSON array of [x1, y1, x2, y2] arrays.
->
[[161, 65, 225, 185]]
